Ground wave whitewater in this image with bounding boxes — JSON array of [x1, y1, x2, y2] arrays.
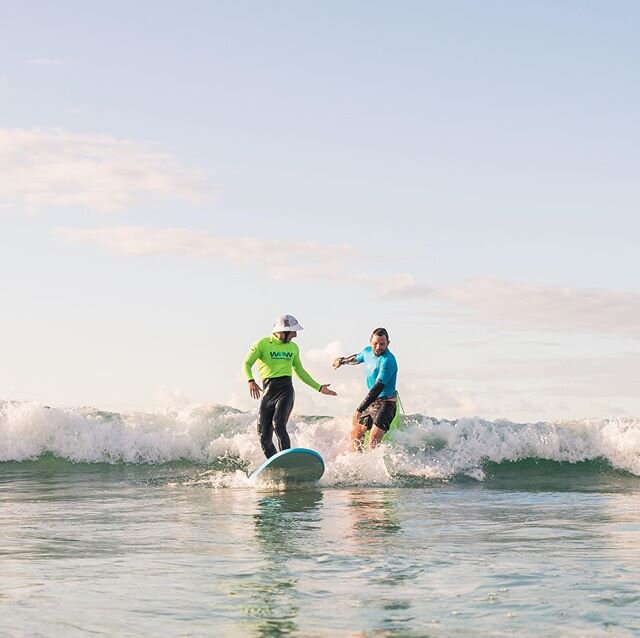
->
[[2, 400, 640, 486]]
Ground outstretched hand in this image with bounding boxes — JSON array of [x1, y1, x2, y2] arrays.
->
[[332, 358, 342, 369], [248, 380, 262, 400], [319, 384, 337, 396]]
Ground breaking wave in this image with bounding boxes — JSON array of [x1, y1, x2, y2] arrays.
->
[[2, 400, 640, 487]]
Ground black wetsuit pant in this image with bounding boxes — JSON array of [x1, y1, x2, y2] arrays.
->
[[258, 376, 295, 459]]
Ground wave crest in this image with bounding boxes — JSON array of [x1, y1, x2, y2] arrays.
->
[[2, 400, 639, 484]]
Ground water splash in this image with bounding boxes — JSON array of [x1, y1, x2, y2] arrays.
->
[[2, 400, 640, 485]]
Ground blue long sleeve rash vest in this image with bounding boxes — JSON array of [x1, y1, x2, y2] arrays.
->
[[356, 346, 398, 398]]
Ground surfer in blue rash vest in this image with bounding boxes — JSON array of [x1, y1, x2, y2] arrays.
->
[[333, 327, 398, 451]]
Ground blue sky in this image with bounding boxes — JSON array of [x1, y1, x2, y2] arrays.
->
[[1, 1, 639, 420]]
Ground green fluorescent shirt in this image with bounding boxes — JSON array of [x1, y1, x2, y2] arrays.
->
[[242, 335, 321, 391]]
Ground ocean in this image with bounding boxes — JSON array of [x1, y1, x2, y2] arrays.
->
[[2, 400, 640, 636]]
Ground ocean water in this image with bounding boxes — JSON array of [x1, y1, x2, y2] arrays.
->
[[2, 400, 640, 637]]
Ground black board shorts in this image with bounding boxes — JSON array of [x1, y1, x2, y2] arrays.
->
[[358, 398, 397, 432]]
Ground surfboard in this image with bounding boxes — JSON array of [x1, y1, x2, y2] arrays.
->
[[249, 448, 325, 484]]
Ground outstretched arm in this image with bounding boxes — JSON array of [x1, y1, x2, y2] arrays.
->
[[293, 352, 338, 396], [292, 351, 321, 391], [332, 354, 360, 369], [319, 384, 337, 396]]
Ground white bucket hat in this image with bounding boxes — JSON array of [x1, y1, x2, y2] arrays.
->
[[273, 314, 304, 332]]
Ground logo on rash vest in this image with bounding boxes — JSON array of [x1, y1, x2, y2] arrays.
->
[[270, 351, 293, 359]]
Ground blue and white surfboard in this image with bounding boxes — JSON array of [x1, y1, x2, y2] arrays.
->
[[249, 448, 325, 484]]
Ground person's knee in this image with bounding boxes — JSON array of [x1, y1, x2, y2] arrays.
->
[[274, 422, 288, 436], [351, 424, 366, 439], [274, 423, 290, 443], [369, 426, 386, 447]]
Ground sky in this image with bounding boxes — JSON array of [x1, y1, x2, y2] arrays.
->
[[1, 0, 639, 421]]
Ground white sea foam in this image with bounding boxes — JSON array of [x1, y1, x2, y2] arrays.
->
[[1, 400, 640, 483]]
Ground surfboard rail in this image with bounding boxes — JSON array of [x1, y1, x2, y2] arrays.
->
[[249, 447, 325, 484]]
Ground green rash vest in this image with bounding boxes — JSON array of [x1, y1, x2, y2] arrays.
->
[[243, 335, 322, 391]]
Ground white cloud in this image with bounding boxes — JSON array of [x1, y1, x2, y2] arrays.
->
[[393, 275, 640, 336], [56, 226, 356, 278], [356, 273, 640, 336], [398, 379, 581, 421], [373, 273, 434, 298], [400, 380, 482, 417], [26, 57, 66, 66], [0, 128, 210, 213], [153, 387, 194, 409], [305, 340, 344, 365], [54, 219, 640, 339], [487, 354, 640, 379], [55, 224, 429, 297], [443, 278, 640, 336]]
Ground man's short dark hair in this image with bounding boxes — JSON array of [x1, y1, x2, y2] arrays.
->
[[371, 327, 389, 340]]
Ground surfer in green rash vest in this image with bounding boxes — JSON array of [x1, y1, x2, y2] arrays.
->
[[333, 327, 398, 451], [243, 314, 337, 459]]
